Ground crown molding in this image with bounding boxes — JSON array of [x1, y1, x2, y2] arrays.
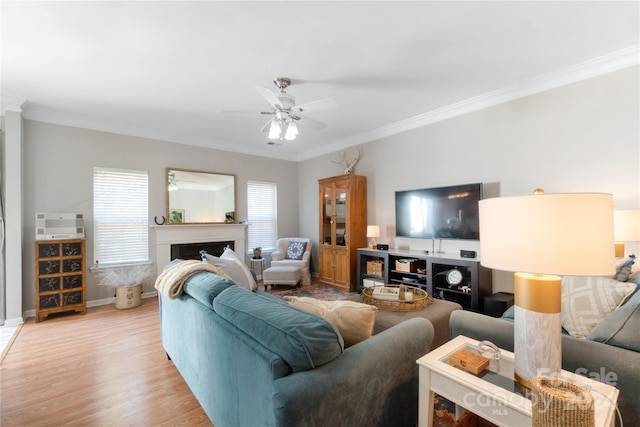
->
[[1, 96, 27, 115], [23, 107, 298, 161], [16, 45, 639, 163], [297, 45, 640, 161]]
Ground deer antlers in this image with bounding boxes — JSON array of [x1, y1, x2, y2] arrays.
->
[[331, 147, 361, 174]]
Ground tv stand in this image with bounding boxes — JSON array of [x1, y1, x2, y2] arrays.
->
[[430, 239, 449, 254], [356, 248, 492, 312]]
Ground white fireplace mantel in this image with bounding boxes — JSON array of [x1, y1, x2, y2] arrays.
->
[[151, 224, 248, 275]]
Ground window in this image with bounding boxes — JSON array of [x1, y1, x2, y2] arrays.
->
[[247, 181, 277, 252], [94, 167, 149, 265]]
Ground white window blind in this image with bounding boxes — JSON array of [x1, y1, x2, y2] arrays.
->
[[247, 181, 277, 252], [94, 167, 149, 265]]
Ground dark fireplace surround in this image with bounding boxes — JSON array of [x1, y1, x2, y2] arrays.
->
[[170, 241, 234, 261]]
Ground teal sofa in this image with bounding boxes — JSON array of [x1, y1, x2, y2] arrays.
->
[[159, 267, 435, 427]]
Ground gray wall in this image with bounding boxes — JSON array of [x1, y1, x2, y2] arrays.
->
[[22, 121, 299, 310], [14, 65, 640, 312], [298, 66, 640, 292]]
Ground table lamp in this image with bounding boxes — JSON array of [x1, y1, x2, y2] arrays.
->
[[613, 209, 640, 257], [367, 225, 380, 249], [479, 190, 614, 388]]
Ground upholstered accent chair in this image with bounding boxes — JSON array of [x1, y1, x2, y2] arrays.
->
[[271, 237, 311, 285]]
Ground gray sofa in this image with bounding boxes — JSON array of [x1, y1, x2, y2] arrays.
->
[[449, 289, 640, 426], [159, 264, 435, 427]]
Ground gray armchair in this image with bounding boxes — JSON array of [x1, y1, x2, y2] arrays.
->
[[271, 237, 311, 285]]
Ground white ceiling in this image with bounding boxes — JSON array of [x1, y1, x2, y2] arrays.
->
[[2, 1, 639, 161]]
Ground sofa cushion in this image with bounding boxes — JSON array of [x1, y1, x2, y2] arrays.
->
[[627, 270, 640, 286], [202, 248, 257, 291], [587, 288, 640, 351], [286, 241, 307, 260], [283, 296, 378, 347], [213, 286, 344, 372], [561, 276, 636, 338], [182, 271, 236, 308], [501, 305, 515, 321], [613, 255, 636, 282]]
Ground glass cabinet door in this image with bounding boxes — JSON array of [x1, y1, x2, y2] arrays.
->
[[334, 181, 347, 246], [321, 183, 334, 246]]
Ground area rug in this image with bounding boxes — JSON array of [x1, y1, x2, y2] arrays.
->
[[271, 285, 356, 301]]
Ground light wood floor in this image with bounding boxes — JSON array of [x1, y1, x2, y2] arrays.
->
[[1, 297, 213, 427]]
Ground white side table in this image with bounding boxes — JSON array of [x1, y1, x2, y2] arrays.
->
[[250, 257, 265, 280], [417, 335, 619, 427]]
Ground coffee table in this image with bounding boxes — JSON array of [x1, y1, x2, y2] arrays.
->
[[417, 335, 619, 427]]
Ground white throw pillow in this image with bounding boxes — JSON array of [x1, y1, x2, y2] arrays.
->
[[561, 276, 636, 338], [284, 296, 378, 347], [202, 248, 257, 291]]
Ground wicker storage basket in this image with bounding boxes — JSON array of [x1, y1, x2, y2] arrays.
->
[[531, 376, 594, 427], [362, 285, 431, 311], [115, 284, 142, 309]]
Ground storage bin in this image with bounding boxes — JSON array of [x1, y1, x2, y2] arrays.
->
[[363, 278, 384, 288], [366, 260, 384, 277], [115, 284, 142, 309], [395, 259, 419, 272]]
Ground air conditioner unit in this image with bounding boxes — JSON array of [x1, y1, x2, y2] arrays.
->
[[35, 213, 85, 240]]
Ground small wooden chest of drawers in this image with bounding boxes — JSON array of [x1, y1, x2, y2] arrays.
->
[[35, 239, 86, 322]]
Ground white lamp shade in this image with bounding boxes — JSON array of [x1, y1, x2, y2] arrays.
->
[[267, 120, 281, 139], [284, 121, 298, 140], [366, 225, 380, 238], [614, 209, 640, 242], [479, 193, 615, 276]]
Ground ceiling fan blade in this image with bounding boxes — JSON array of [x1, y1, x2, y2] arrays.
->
[[255, 86, 282, 109], [260, 118, 274, 133], [292, 98, 337, 113], [297, 115, 328, 131], [218, 109, 254, 114]]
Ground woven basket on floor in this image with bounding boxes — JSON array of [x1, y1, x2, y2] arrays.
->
[[531, 376, 594, 427]]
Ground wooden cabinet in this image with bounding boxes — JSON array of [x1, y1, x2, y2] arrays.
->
[[319, 247, 351, 288], [35, 239, 86, 322], [356, 248, 492, 312], [318, 174, 367, 292]]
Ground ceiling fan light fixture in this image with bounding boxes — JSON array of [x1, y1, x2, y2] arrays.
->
[[284, 121, 298, 141], [168, 172, 178, 191], [268, 119, 282, 139]]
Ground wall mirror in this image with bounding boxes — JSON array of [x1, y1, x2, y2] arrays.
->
[[166, 168, 236, 224]]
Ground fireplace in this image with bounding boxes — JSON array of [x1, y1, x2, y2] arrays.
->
[[152, 224, 247, 275], [171, 241, 234, 261]]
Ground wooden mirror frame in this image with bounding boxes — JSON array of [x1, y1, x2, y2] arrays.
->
[[166, 168, 236, 224]]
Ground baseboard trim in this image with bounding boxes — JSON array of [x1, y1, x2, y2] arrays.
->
[[3, 316, 24, 327], [23, 291, 159, 320], [0, 323, 24, 365], [0, 323, 23, 365]]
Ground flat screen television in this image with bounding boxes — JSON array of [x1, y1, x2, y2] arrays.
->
[[395, 183, 482, 240]]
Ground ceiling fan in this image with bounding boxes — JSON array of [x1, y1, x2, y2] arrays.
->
[[225, 77, 337, 141]]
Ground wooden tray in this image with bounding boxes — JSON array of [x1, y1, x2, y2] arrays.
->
[[362, 285, 432, 311]]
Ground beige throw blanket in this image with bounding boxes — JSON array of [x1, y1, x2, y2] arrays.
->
[[154, 259, 230, 299]]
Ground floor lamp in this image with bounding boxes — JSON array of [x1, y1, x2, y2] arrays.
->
[[479, 190, 615, 388]]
